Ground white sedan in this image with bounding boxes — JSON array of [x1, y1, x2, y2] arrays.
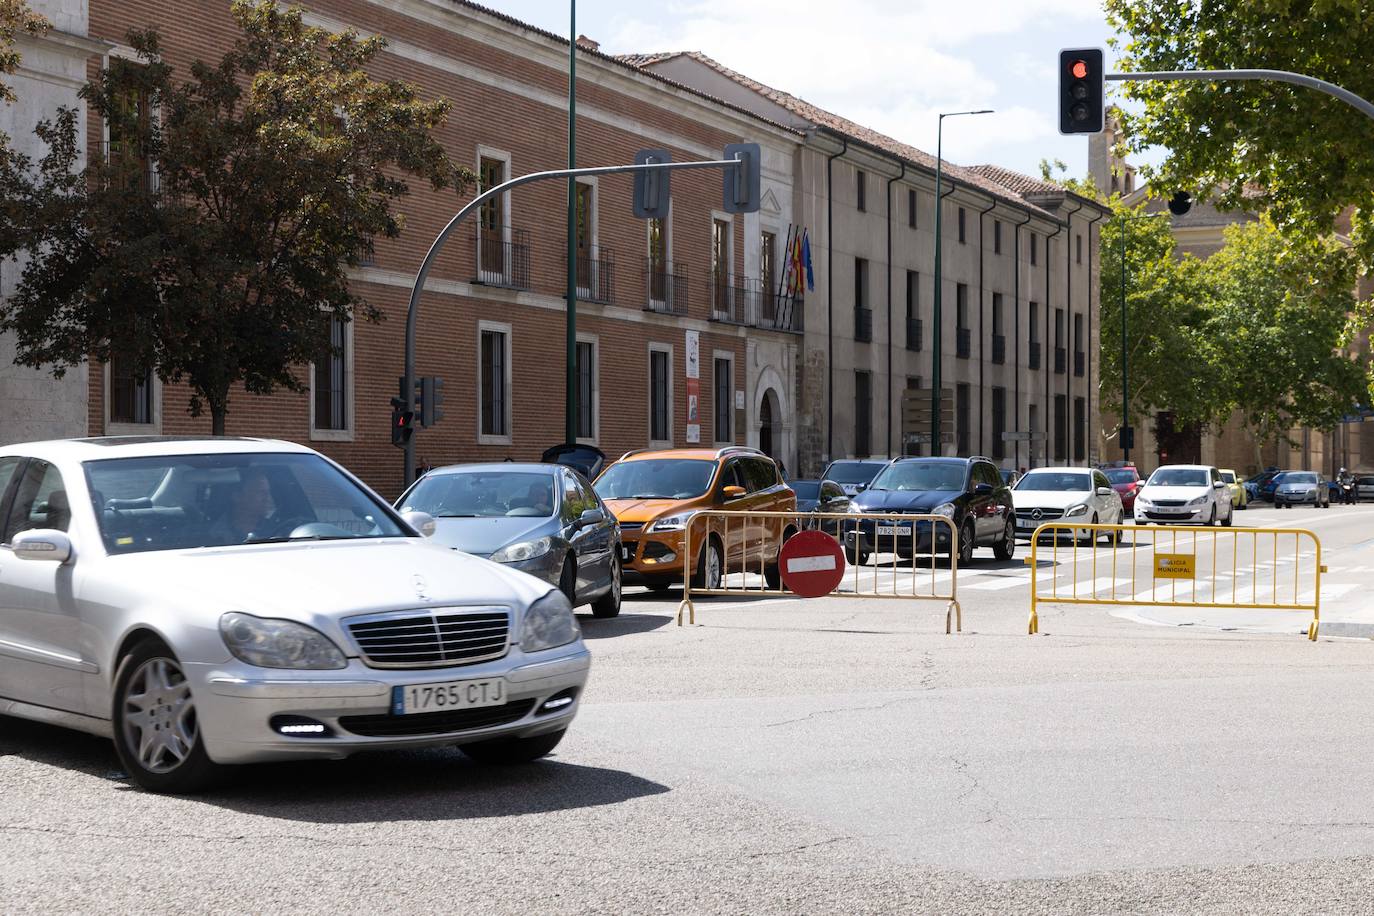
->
[[0, 437, 590, 793], [1012, 467, 1125, 543], [1134, 464, 1235, 527]]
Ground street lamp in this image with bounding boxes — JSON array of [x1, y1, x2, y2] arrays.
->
[[931, 109, 993, 454], [1117, 210, 1166, 463]]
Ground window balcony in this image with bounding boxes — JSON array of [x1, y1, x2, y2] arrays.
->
[[707, 274, 748, 324], [956, 327, 971, 359], [644, 258, 689, 316], [473, 225, 531, 290], [566, 244, 615, 304], [906, 318, 922, 351], [753, 281, 804, 334], [1074, 351, 1085, 377], [1054, 346, 1067, 374], [1028, 341, 1041, 370], [854, 307, 873, 342], [991, 334, 1006, 365], [97, 141, 160, 195]]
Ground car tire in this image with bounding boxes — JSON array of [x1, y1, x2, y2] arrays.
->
[[558, 557, 578, 605], [993, 518, 1015, 561], [846, 543, 870, 567], [645, 580, 673, 594], [1207, 506, 1217, 527], [112, 638, 223, 794], [590, 554, 622, 618], [690, 538, 723, 590], [459, 728, 566, 765], [1080, 514, 1098, 546], [957, 520, 975, 567], [764, 526, 797, 591]]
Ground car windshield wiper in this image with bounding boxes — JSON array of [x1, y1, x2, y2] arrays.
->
[[434, 513, 478, 518], [243, 534, 358, 545], [628, 494, 667, 499]]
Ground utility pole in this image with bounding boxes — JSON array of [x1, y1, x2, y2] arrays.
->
[[564, 1, 578, 445]]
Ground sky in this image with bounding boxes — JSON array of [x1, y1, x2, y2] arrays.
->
[[487, 0, 1160, 182]]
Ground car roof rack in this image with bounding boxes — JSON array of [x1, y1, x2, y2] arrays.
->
[[715, 446, 767, 459], [618, 448, 650, 461]]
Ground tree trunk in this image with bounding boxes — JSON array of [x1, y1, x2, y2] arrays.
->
[[208, 389, 229, 436]]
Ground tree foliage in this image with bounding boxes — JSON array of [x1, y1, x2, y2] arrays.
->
[[0, 0, 47, 104], [0, 0, 472, 433], [1104, 0, 1374, 262]]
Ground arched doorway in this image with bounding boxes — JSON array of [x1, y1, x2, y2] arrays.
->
[[759, 389, 777, 459]]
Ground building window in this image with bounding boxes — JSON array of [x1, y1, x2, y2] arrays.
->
[[1073, 312, 1085, 377], [994, 219, 1002, 254], [649, 347, 671, 443], [1030, 233, 1037, 266], [477, 155, 508, 281], [109, 354, 153, 426], [576, 339, 595, 440], [479, 326, 510, 439], [1054, 394, 1068, 461], [106, 60, 155, 193], [714, 356, 733, 444], [855, 371, 872, 457], [1074, 396, 1086, 461], [908, 188, 917, 228], [905, 270, 920, 351], [1054, 307, 1066, 373], [956, 283, 970, 358], [1076, 233, 1083, 265], [992, 387, 1007, 459], [312, 315, 348, 433], [956, 383, 971, 456], [761, 229, 776, 296], [991, 293, 1005, 365], [854, 257, 871, 341], [958, 207, 966, 243], [648, 215, 669, 305], [711, 216, 731, 314], [574, 180, 595, 295], [856, 169, 866, 212]]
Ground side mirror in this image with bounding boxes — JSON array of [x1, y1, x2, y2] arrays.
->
[[1096, 486, 1113, 496], [578, 507, 606, 527], [974, 483, 993, 496], [722, 485, 746, 500], [400, 510, 437, 537], [855, 483, 867, 493], [13, 529, 72, 563], [1212, 481, 1226, 490]]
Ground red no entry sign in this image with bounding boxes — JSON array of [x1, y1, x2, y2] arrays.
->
[[778, 530, 844, 598]]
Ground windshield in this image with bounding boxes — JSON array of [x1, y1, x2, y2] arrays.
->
[[1220, 471, 1236, 483], [595, 459, 716, 500], [85, 452, 407, 554], [1359, 476, 1374, 485], [869, 461, 965, 492], [823, 461, 887, 485], [402, 471, 555, 518], [1284, 473, 1318, 485], [1147, 468, 1209, 488], [1016, 472, 1091, 492], [789, 480, 820, 500], [1103, 469, 1137, 484]]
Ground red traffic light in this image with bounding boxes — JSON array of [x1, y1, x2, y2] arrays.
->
[[1070, 59, 1089, 79]]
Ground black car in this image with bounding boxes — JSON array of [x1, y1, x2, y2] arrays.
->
[[820, 459, 890, 496], [788, 478, 851, 533], [843, 456, 1015, 566]]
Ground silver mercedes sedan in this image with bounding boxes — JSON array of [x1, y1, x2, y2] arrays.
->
[[0, 437, 590, 793]]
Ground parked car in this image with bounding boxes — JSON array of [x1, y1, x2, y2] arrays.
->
[[396, 463, 621, 617], [594, 447, 796, 591], [1134, 464, 1234, 526], [1273, 470, 1329, 508], [1000, 468, 1021, 488], [843, 456, 1015, 567], [1244, 467, 1281, 501], [788, 478, 851, 533], [0, 437, 589, 793], [820, 459, 890, 496], [1255, 470, 1287, 503], [1357, 474, 1374, 502], [541, 442, 607, 480], [1013, 467, 1125, 544], [1100, 464, 1144, 513], [1218, 468, 1249, 510]]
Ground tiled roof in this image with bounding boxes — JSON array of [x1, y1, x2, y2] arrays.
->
[[617, 51, 1082, 221], [964, 164, 1062, 198]]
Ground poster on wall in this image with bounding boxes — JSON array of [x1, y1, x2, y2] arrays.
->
[[685, 330, 701, 443], [685, 330, 700, 379]]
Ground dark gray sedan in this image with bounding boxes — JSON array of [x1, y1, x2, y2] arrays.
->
[[396, 463, 621, 617]]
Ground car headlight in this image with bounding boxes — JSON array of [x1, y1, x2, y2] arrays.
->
[[219, 612, 346, 670], [932, 502, 956, 518], [846, 502, 865, 514], [490, 536, 553, 563], [1134, 495, 1151, 508], [1188, 495, 1208, 507], [646, 513, 693, 533], [520, 590, 580, 652], [1064, 503, 1089, 517]]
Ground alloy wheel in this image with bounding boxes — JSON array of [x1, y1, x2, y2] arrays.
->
[[121, 657, 199, 775]]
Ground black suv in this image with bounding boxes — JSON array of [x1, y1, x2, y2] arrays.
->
[[843, 456, 1016, 566]]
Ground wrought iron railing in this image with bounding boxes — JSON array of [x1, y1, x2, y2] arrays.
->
[[906, 318, 922, 351], [644, 258, 689, 315], [956, 327, 972, 359], [573, 245, 614, 304], [96, 141, 159, 194], [1074, 351, 1085, 377], [992, 334, 1006, 365], [1028, 341, 1042, 370], [855, 307, 873, 342], [473, 226, 531, 290], [755, 282, 804, 333], [1054, 346, 1067, 374]]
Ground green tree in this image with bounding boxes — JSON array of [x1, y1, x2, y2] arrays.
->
[[1, 0, 47, 104], [0, 1, 471, 434], [1204, 218, 1370, 466], [1103, 0, 1374, 261]]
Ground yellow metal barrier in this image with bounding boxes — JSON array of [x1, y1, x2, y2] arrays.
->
[[676, 509, 963, 632], [1024, 522, 1326, 640]]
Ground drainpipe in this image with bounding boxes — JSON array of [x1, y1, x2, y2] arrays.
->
[[1010, 210, 1032, 471], [934, 178, 958, 455], [1081, 206, 1105, 464], [826, 137, 848, 466], [1062, 198, 1083, 462], [886, 160, 907, 458], [1044, 218, 1064, 468], [976, 196, 997, 457]]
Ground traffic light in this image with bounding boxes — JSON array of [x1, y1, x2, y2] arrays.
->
[[632, 148, 671, 219], [721, 142, 761, 214], [1167, 191, 1193, 216], [1058, 48, 1104, 134], [419, 376, 444, 428], [390, 396, 414, 447]]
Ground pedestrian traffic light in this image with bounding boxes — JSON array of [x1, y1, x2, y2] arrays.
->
[[390, 396, 414, 447], [419, 376, 444, 428], [1167, 191, 1193, 216], [632, 148, 671, 219], [721, 142, 761, 214], [1058, 48, 1104, 134]]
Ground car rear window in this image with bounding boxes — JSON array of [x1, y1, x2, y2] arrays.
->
[[789, 480, 820, 500], [823, 461, 886, 485], [1103, 469, 1137, 484]]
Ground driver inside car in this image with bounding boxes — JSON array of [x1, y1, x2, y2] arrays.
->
[[207, 469, 276, 543]]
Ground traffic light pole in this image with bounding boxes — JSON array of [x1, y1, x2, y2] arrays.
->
[[402, 156, 743, 488], [1107, 69, 1374, 121]]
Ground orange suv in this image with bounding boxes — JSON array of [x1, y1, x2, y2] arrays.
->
[[593, 447, 797, 592]]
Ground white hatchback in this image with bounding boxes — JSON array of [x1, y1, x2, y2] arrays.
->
[[1134, 464, 1235, 527], [1012, 467, 1125, 542]]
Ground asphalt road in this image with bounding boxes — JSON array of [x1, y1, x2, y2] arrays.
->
[[4, 503, 1374, 914]]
